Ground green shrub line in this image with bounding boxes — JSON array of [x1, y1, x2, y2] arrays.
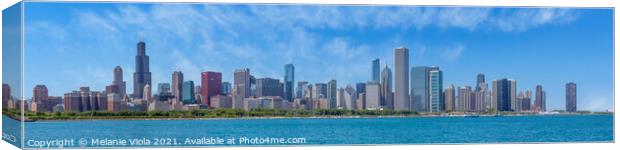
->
[[1, 108, 611, 121]]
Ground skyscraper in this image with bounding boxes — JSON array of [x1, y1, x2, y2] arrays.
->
[[534, 85, 546, 112], [566, 82, 577, 112], [157, 83, 173, 101], [411, 66, 429, 112], [343, 85, 357, 109], [221, 82, 231, 95], [381, 65, 393, 109], [234, 68, 251, 98], [284, 64, 295, 101], [113, 66, 126, 96], [33, 85, 48, 111], [522, 90, 532, 111], [444, 85, 455, 112], [458, 86, 472, 112], [33, 85, 48, 103], [296, 81, 308, 99], [327, 80, 337, 109], [201, 71, 222, 105], [182, 81, 195, 104], [365, 82, 381, 110], [172, 71, 184, 101], [476, 73, 485, 91], [492, 78, 516, 111], [356, 82, 366, 95], [428, 67, 443, 112], [372, 58, 380, 83], [313, 83, 328, 99], [255, 78, 283, 97], [143, 84, 152, 101], [394, 47, 409, 111], [157, 83, 171, 95], [133, 41, 151, 99]]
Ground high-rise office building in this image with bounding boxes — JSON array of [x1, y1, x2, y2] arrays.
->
[[343, 85, 357, 109], [444, 85, 455, 112], [296, 81, 308, 99], [365, 82, 381, 110], [313, 83, 328, 99], [79, 87, 91, 111], [458, 86, 472, 112], [256, 78, 283, 97], [476, 73, 485, 91], [394, 47, 409, 111], [64, 91, 82, 112], [429, 67, 443, 112], [234, 68, 252, 98], [381, 65, 393, 109], [33, 85, 48, 111], [372, 58, 380, 83], [566, 82, 577, 112], [284, 64, 295, 101], [492, 78, 516, 111], [221, 82, 231, 95], [133, 41, 151, 99], [356, 82, 366, 95], [534, 85, 546, 112], [158, 83, 171, 95], [172, 71, 184, 101], [411, 66, 429, 112], [522, 90, 532, 111], [182, 81, 195, 104], [33, 85, 48, 104], [156, 83, 173, 101], [106, 67, 123, 96], [327, 80, 337, 109], [143, 84, 152, 101], [474, 83, 489, 112], [201, 71, 222, 105]]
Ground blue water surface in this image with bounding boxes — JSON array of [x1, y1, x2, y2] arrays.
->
[[19, 114, 613, 148]]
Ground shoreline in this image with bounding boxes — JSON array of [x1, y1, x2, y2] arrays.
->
[[3, 113, 612, 122]]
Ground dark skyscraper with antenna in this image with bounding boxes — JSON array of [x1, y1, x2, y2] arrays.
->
[[133, 41, 151, 99]]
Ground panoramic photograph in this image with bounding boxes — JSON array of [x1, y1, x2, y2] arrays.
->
[[1, 1, 614, 149]]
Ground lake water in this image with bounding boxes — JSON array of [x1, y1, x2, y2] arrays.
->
[[7, 114, 614, 148]]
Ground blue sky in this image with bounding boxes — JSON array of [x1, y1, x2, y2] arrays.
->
[[21, 3, 613, 111]]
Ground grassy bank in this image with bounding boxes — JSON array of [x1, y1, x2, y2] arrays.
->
[[1, 108, 611, 121]]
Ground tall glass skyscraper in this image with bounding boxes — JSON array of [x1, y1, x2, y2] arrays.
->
[[284, 64, 295, 101], [394, 47, 409, 111], [476, 73, 485, 91], [429, 67, 443, 112], [492, 78, 516, 111], [182, 81, 195, 104], [372, 58, 380, 83], [411, 66, 429, 112], [566, 82, 577, 112], [327, 80, 337, 109], [133, 41, 151, 99]]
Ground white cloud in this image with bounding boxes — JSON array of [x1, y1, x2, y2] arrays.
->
[[27, 4, 583, 95], [443, 43, 465, 61], [492, 8, 579, 32]]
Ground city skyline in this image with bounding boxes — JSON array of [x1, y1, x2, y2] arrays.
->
[[19, 3, 613, 111]]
